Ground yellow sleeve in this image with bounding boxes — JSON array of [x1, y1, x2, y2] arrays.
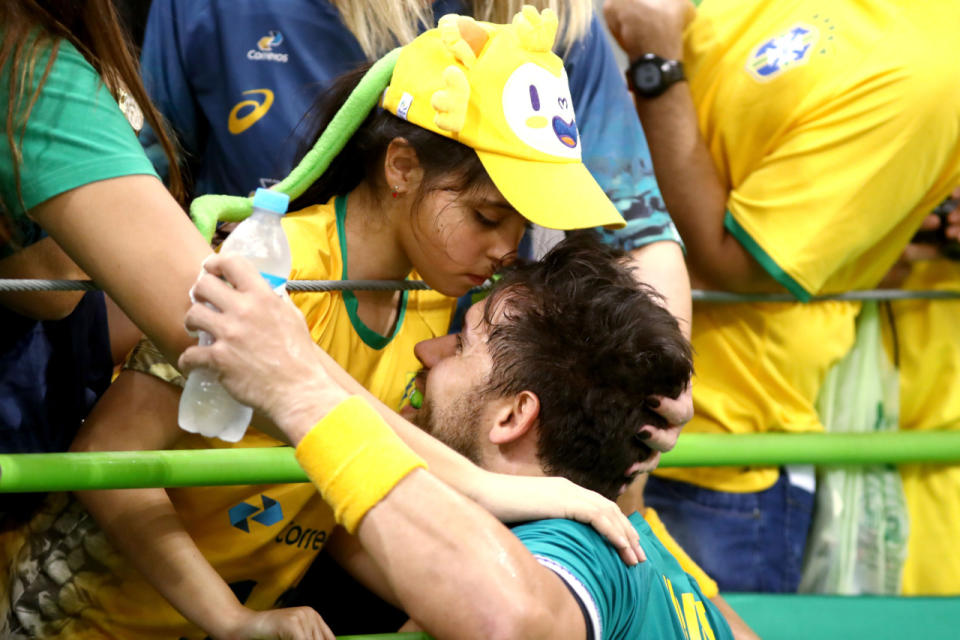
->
[[726, 63, 960, 300], [282, 206, 337, 341], [644, 507, 719, 599]]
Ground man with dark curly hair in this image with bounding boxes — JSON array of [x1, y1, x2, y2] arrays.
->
[[179, 233, 740, 639]]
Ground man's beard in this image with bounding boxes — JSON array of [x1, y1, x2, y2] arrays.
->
[[412, 386, 487, 466]]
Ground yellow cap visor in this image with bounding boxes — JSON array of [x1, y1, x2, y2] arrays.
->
[[477, 151, 626, 230]]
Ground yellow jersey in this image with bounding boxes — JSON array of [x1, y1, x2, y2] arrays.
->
[[883, 260, 960, 595], [7, 196, 456, 638], [286, 195, 455, 412], [657, 0, 960, 492], [644, 507, 719, 600]]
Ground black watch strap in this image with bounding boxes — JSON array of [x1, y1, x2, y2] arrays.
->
[[627, 53, 686, 98]]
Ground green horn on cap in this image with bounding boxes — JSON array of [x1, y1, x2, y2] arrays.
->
[[189, 47, 402, 242]]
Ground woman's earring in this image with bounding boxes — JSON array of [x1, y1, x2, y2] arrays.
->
[[392, 185, 401, 199]]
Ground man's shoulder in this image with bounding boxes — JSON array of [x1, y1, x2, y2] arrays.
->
[[512, 517, 657, 639], [511, 517, 615, 548], [511, 516, 656, 588], [513, 516, 734, 640], [511, 514, 655, 559], [514, 513, 701, 592]]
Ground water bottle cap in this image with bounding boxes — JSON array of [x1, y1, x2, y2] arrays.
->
[[252, 188, 290, 215]]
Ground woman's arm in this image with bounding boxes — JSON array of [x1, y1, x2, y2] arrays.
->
[[28, 174, 213, 363], [104, 294, 143, 366], [628, 240, 691, 338], [73, 370, 331, 639]]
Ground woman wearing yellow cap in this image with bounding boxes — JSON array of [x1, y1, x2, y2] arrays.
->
[[4, 9, 667, 639]]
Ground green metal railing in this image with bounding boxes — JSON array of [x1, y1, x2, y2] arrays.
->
[[2, 432, 959, 492]]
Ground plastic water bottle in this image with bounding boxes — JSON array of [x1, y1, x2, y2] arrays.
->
[[178, 188, 292, 442]]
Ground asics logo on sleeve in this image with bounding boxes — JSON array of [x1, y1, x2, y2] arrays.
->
[[228, 89, 274, 134]]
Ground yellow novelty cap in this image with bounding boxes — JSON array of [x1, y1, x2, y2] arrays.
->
[[381, 6, 625, 230]]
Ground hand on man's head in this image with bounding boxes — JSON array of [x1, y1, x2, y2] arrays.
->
[[638, 382, 693, 457]]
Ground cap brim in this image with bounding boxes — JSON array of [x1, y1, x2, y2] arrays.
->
[[476, 152, 626, 230]]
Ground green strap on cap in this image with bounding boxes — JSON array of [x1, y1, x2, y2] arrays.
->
[[189, 47, 402, 242]]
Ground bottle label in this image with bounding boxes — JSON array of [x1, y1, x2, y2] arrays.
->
[[261, 271, 288, 291]]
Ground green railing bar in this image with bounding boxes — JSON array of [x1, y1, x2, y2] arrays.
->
[[658, 431, 960, 467], [2, 432, 959, 493], [0, 447, 306, 493]]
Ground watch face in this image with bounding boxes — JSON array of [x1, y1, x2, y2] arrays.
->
[[633, 63, 663, 92]]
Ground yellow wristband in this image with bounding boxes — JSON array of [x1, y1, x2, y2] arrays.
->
[[294, 396, 426, 533]]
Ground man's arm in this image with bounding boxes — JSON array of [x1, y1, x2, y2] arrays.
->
[[325, 478, 594, 640], [563, 10, 694, 332], [352, 467, 588, 640], [199, 355, 592, 640], [602, 0, 781, 293]]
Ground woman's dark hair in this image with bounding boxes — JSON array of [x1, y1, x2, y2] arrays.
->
[[290, 63, 491, 212], [0, 0, 185, 244], [481, 232, 694, 500]]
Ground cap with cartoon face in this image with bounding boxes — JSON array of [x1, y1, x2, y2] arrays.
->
[[382, 6, 625, 231]]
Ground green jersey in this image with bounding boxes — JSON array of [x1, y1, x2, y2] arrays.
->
[[0, 38, 157, 257], [513, 512, 733, 640]]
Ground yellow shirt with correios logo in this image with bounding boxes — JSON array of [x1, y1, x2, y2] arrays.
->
[[13, 195, 455, 639], [656, 0, 960, 492]]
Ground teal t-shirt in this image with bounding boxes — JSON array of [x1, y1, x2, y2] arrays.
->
[[0, 37, 158, 257], [513, 512, 733, 640]]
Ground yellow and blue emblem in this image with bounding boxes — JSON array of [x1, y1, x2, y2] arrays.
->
[[746, 24, 819, 82], [257, 30, 284, 52]]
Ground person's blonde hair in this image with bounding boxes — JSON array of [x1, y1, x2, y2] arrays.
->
[[334, 0, 593, 60]]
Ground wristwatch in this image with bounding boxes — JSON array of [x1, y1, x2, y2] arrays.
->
[[626, 53, 686, 98]]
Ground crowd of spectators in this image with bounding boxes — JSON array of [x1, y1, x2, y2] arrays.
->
[[1, 0, 958, 637]]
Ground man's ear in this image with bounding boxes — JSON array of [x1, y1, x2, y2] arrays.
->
[[488, 390, 540, 445], [383, 137, 423, 197]]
